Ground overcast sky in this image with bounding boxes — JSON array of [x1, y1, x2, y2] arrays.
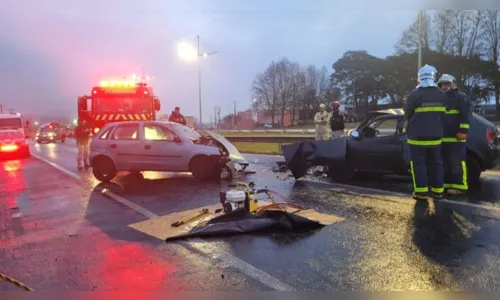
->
[[0, 0, 425, 121]]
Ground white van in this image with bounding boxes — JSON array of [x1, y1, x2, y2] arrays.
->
[[0, 114, 29, 138]]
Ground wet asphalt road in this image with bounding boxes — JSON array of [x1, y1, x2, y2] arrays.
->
[[2, 139, 500, 290]]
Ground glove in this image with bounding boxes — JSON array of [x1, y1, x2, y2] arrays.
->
[[456, 133, 467, 140]]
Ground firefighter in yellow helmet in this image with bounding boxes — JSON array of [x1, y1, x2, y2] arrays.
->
[[438, 74, 470, 196]]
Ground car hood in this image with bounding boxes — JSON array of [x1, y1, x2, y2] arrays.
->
[[205, 131, 249, 165]]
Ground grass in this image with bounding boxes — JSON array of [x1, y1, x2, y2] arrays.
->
[[233, 142, 289, 155]]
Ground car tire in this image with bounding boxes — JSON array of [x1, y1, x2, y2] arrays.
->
[[92, 156, 117, 182], [466, 155, 481, 188], [327, 163, 355, 183], [190, 155, 219, 180]]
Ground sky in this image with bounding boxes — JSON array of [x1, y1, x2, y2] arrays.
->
[[0, 0, 425, 123]]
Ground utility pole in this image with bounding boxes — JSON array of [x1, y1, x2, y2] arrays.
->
[[0, 104, 3, 114], [418, 10, 423, 70], [197, 35, 202, 129], [232, 101, 237, 129], [8, 109, 15, 115]]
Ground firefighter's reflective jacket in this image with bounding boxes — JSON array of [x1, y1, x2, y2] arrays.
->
[[404, 86, 447, 146], [443, 89, 470, 142]]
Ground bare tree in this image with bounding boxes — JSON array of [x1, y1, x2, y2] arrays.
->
[[433, 10, 455, 53], [251, 63, 280, 124], [446, 10, 484, 58], [275, 58, 300, 126], [482, 10, 500, 113], [394, 11, 433, 54]]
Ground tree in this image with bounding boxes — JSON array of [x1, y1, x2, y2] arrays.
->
[[251, 62, 280, 124], [482, 10, 500, 115], [394, 11, 433, 54]]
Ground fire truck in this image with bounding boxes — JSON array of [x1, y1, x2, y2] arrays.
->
[[77, 80, 161, 134]]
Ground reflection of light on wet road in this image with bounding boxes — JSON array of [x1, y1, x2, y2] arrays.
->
[[3, 160, 21, 172]]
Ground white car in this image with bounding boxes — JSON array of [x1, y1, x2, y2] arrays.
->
[[89, 121, 249, 182]]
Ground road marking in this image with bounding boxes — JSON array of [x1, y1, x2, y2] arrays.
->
[[32, 150, 295, 291], [31, 153, 81, 181], [101, 189, 160, 220]]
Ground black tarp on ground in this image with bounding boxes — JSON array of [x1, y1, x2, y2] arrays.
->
[[281, 138, 347, 179], [165, 208, 324, 242]]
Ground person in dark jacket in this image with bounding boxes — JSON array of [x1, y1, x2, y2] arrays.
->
[[438, 74, 470, 196], [74, 119, 91, 170], [404, 65, 447, 200], [330, 101, 345, 138], [168, 107, 187, 125]]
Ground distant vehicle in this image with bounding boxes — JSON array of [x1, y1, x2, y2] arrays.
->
[[264, 123, 273, 128], [77, 79, 161, 136], [35, 123, 66, 143], [89, 121, 249, 182], [0, 129, 30, 159], [0, 113, 29, 138], [284, 109, 500, 186]]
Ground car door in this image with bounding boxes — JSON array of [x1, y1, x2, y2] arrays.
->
[[108, 123, 145, 171], [348, 116, 404, 172], [141, 122, 185, 171]]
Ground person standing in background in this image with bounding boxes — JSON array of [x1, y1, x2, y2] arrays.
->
[[314, 103, 330, 141], [74, 119, 91, 170], [330, 101, 345, 139], [168, 106, 187, 125]]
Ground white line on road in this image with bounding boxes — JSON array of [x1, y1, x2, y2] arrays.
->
[[31, 151, 295, 291]]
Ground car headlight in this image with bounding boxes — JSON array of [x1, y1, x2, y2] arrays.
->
[[48, 132, 55, 137]]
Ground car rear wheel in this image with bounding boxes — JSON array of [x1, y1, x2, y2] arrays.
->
[[92, 156, 117, 182], [190, 155, 220, 181]]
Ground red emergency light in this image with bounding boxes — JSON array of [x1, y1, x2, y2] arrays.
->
[[1, 144, 19, 152]]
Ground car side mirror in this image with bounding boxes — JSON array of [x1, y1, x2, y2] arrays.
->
[[350, 130, 360, 139], [173, 136, 182, 143]]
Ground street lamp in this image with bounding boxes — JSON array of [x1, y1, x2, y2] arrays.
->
[[418, 10, 423, 69], [177, 35, 217, 128]]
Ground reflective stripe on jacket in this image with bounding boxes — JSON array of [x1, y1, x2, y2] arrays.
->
[[404, 86, 447, 146]]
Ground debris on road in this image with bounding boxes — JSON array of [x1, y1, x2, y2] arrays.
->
[[128, 181, 344, 242]]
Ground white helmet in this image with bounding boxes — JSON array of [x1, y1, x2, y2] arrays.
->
[[437, 74, 457, 89], [417, 64, 438, 88]]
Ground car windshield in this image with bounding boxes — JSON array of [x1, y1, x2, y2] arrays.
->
[[0, 118, 22, 128], [0, 131, 22, 139], [168, 123, 201, 140]]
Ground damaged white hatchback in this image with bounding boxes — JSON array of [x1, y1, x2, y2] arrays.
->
[[89, 121, 249, 182]]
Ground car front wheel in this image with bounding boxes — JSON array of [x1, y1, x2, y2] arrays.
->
[[190, 155, 220, 181]]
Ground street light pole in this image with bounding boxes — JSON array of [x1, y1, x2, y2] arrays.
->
[[197, 35, 202, 128], [418, 10, 423, 70]]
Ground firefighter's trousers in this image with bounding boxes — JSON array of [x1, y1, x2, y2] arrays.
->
[[409, 144, 444, 197], [77, 140, 90, 167], [442, 141, 468, 191]]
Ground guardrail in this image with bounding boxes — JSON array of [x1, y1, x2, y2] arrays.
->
[[224, 136, 315, 143], [215, 129, 317, 134]]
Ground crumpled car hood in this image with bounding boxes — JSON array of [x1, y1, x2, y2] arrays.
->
[[282, 138, 348, 179], [205, 131, 249, 165]]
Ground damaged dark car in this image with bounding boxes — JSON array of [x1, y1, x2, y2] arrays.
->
[[282, 108, 500, 186]]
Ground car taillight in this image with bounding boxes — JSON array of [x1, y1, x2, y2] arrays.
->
[[1, 144, 19, 152], [486, 128, 495, 144]]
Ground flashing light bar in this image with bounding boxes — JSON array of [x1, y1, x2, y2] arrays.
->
[[100, 81, 137, 88]]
